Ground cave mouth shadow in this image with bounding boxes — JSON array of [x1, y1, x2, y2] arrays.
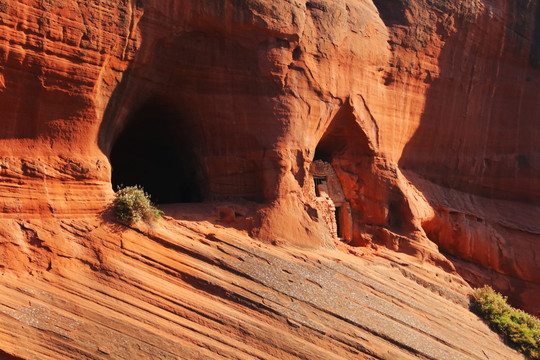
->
[[313, 102, 374, 163], [109, 99, 203, 205]]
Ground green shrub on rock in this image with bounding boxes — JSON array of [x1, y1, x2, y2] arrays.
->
[[114, 185, 163, 225], [472, 285, 540, 359]]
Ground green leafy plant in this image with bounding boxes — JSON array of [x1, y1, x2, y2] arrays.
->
[[472, 285, 540, 359], [114, 185, 163, 225]]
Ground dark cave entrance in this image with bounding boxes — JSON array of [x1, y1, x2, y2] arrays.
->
[[313, 176, 326, 197], [335, 206, 343, 238], [314, 102, 374, 163], [109, 100, 202, 204], [311, 101, 377, 242]]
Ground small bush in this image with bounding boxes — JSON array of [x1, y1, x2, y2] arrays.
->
[[472, 285, 540, 359], [114, 185, 163, 225]]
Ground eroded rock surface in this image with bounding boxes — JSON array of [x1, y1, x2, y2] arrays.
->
[[0, 0, 539, 357], [0, 211, 527, 359]]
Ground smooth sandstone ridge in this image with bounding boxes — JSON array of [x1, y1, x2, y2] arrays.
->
[[0, 0, 538, 358]]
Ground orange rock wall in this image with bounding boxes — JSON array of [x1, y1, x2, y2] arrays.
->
[[0, 0, 538, 314]]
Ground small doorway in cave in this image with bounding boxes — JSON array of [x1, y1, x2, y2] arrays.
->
[[335, 206, 343, 238], [313, 176, 326, 197], [109, 100, 202, 204]]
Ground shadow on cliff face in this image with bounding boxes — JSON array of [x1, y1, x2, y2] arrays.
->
[[528, 0, 540, 67], [376, 0, 540, 314], [396, 1, 540, 204]]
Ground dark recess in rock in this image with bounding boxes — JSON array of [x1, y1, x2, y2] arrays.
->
[[110, 99, 203, 204]]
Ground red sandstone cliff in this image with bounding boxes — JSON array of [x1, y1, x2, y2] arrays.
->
[[0, 0, 538, 358]]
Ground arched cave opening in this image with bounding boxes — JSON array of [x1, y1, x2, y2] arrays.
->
[[310, 102, 375, 242], [109, 100, 202, 204], [314, 102, 373, 163], [312, 101, 413, 241]]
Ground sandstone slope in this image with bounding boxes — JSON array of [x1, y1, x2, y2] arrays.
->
[[0, 208, 527, 359]]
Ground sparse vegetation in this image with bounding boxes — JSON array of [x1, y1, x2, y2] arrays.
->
[[472, 285, 540, 359], [114, 185, 163, 225]]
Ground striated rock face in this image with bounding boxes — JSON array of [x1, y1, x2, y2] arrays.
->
[[0, 0, 539, 356], [378, 0, 540, 314], [0, 211, 528, 359]]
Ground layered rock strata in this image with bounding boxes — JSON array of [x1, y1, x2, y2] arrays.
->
[[0, 211, 527, 359], [0, 0, 538, 325]]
